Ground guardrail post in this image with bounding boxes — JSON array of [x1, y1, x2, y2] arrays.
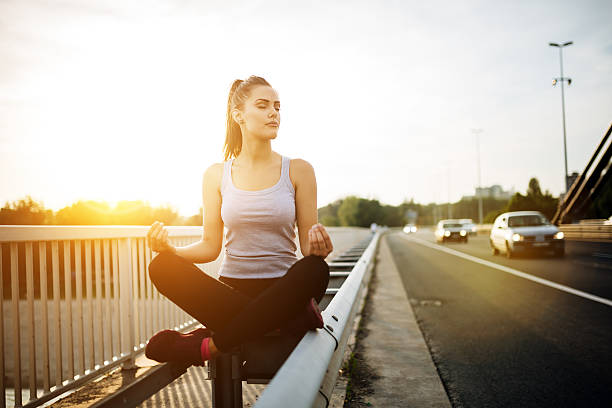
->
[[211, 353, 243, 408], [118, 238, 136, 369]]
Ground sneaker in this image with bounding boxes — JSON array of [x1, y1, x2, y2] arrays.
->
[[145, 327, 212, 366]]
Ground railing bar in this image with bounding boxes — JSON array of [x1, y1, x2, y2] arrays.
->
[[85, 240, 94, 371], [158, 247, 165, 331], [145, 241, 153, 339], [153, 271, 160, 334], [118, 238, 135, 367], [38, 243, 50, 392], [174, 288, 179, 330], [154, 270, 164, 332], [162, 287, 167, 331], [172, 239, 179, 329], [10, 243, 22, 407], [0, 246, 5, 408], [138, 239, 146, 346], [63, 241, 74, 380], [51, 241, 62, 387], [94, 240, 104, 365], [131, 242, 140, 347], [74, 241, 85, 375], [25, 242, 37, 400], [111, 240, 120, 358], [165, 283, 171, 331], [103, 240, 112, 363]]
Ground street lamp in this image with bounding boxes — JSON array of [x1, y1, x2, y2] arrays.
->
[[471, 128, 484, 225], [549, 41, 573, 191]]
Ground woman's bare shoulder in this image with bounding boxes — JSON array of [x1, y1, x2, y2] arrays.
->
[[202, 162, 225, 187], [289, 158, 314, 172], [289, 158, 315, 186]]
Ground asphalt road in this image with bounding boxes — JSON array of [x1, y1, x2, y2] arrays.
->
[[386, 229, 612, 408]]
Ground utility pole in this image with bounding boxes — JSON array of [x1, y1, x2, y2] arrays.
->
[[447, 166, 452, 219], [549, 41, 573, 191], [471, 128, 484, 225]]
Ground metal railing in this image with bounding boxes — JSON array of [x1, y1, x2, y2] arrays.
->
[[0, 226, 364, 408], [254, 229, 382, 407], [552, 123, 612, 224], [559, 223, 612, 241], [0, 226, 217, 408]]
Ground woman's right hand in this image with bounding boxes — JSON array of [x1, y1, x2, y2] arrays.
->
[[146, 221, 176, 254]]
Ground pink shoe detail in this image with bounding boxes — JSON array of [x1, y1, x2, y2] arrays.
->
[[145, 328, 211, 366]]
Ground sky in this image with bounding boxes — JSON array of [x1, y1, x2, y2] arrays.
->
[[1, 0, 611, 217]]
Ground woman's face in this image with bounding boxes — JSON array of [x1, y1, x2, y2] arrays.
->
[[236, 85, 280, 140]]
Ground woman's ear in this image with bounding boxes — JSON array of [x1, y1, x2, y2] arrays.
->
[[232, 109, 244, 124]]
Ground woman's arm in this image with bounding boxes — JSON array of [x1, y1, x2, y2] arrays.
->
[[292, 159, 333, 257], [147, 163, 224, 264]]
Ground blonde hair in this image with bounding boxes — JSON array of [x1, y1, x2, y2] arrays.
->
[[223, 76, 272, 160]]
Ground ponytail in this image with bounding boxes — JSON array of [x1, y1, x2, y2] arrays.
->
[[223, 76, 272, 161]]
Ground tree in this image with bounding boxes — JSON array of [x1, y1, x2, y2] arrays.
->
[[337, 196, 359, 226], [55, 201, 112, 225], [0, 196, 53, 225], [505, 178, 558, 219], [318, 200, 342, 226], [183, 207, 203, 226], [528, 178, 542, 197]]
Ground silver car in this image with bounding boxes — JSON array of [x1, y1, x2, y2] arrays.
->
[[459, 218, 477, 236], [490, 211, 565, 258], [435, 219, 468, 243]]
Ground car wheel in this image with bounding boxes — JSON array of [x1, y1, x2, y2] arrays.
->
[[491, 240, 499, 255], [505, 242, 513, 259]]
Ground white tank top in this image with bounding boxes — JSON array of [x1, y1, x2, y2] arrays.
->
[[218, 156, 298, 279]]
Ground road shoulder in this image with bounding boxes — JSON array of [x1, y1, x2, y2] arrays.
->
[[349, 233, 451, 407]]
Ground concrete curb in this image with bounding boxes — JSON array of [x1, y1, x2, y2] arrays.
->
[[346, 234, 452, 407]]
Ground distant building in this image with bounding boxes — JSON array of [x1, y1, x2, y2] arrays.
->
[[566, 172, 579, 191], [404, 209, 418, 224], [462, 185, 514, 201]]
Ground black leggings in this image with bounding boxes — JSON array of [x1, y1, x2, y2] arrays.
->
[[148, 252, 330, 352]]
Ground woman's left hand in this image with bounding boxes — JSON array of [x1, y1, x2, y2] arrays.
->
[[308, 223, 334, 258]]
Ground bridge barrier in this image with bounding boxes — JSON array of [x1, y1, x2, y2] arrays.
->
[[559, 223, 612, 241], [468, 224, 612, 243], [0, 226, 367, 408], [254, 230, 382, 407]]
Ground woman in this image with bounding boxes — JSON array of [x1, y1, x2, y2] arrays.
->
[[144, 76, 333, 366]]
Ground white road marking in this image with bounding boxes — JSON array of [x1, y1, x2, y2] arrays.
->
[[399, 234, 612, 307]]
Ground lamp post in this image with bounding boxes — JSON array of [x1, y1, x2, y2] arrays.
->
[[549, 41, 573, 191], [471, 128, 484, 225], [447, 165, 452, 219]]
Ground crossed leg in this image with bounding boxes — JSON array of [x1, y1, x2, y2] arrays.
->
[[148, 252, 329, 352]]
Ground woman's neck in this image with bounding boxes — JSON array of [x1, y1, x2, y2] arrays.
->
[[235, 137, 276, 168]]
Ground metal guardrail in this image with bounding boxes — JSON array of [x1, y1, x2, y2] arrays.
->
[[559, 223, 612, 241], [462, 224, 612, 243], [254, 229, 382, 408]]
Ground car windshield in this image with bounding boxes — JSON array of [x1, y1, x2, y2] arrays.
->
[[443, 223, 463, 228], [507, 215, 549, 227]]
